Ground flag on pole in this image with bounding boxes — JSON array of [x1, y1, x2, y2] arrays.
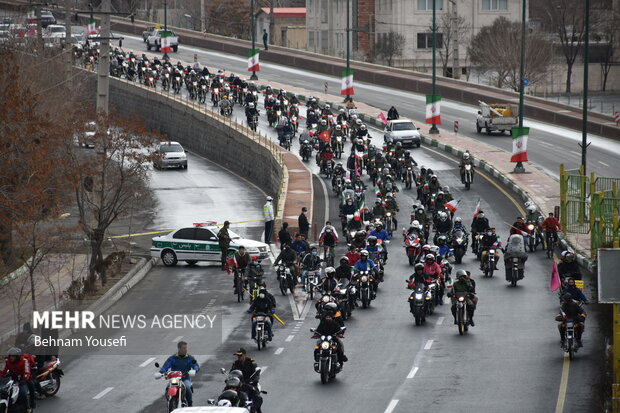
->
[[247, 49, 260, 71], [444, 199, 460, 213], [510, 127, 529, 163], [378, 112, 388, 125], [550, 261, 561, 292], [86, 19, 98, 35], [473, 198, 481, 218], [341, 69, 354, 95], [355, 199, 365, 215], [318, 130, 330, 143], [26, 8, 35, 20], [160, 31, 173, 53], [425, 94, 441, 124]]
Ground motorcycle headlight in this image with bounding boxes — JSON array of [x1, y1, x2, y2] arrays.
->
[[321, 341, 330, 350], [386, 212, 392, 216], [458, 296, 465, 302], [456, 238, 463, 243], [361, 275, 368, 282], [415, 293, 423, 300], [527, 224, 534, 231], [171, 378, 179, 384], [489, 249, 495, 254]]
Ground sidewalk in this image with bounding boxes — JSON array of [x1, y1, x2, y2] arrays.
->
[[0, 254, 88, 348]]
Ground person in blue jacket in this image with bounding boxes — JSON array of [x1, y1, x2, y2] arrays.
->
[[563, 278, 589, 304], [159, 341, 200, 406], [369, 222, 390, 260], [354, 250, 376, 273]]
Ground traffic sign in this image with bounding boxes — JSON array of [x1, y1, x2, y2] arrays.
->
[[454, 120, 459, 133], [523, 78, 529, 86]]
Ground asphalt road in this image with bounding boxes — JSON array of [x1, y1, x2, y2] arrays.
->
[[115, 33, 620, 180]]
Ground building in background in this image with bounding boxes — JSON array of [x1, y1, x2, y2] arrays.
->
[[256, 8, 307, 49]]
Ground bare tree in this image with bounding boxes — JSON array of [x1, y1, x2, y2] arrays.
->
[[207, 0, 251, 39], [597, 5, 619, 91], [376, 31, 406, 67], [439, 12, 470, 77], [468, 17, 553, 91], [70, 112, 158, 290]]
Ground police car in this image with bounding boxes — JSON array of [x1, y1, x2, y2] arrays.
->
[[151, 222, 270, 267]]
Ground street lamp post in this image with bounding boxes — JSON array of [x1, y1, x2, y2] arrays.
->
[[512, 0, 527, 173], [345, 0, 350, 102], [429, 0, 439, 134], [580, 0, 591, 175], [250, 0, 258, 80], [163, 0, 168, 60]]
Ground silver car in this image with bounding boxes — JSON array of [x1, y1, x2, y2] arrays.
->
[[383, 119, 421, 147], [154, 141, 188, 169]]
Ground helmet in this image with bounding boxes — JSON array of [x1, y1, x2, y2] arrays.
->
[[443, 186, 450, 192], [218, 400, 233, 407], [412, 220, 420, 227], [356, 119, 362, 125], [425, 254, 435, 262], [281, 89, 286, 95], [356, 138, 363, 145], [463, 152, 470, 160], [430, 174, 437, 180], [405, 150, 411, 156], [227, 377, 241, 388], [321, 119, 327, 125], [414, 263, 424, 271], [7, 347, 21, 357], [325, 302, 338, 311], [367, 235, 378, 245], [325, 266, 336, 275], [249, 102, 255, 108], [356, 230, 366, 238], [375, 198, 382, 204], [340, 256, 349, 264], [422, 244, 431, 251], [562, 293, 573, 302], [478, 212, 485, 219], [336, 124, 342, 130], [340, 108, 345, 114], [360, 250, 369, 257], [437, 191, 444, 196], [325, 104, 330, 110], [456, 269, 467, 279], [455, 217, 462, 224], [396, 142, 402, 148], [360, 124, 367, 130], [351, 115, 358, 121], [303, 140, 309, 144]]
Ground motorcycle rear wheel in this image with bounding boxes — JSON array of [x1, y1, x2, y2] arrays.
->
[[42, 373, 61, 397]]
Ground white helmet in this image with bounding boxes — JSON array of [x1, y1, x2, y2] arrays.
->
[[218, 400, 233, 407], [463, 152, 470, 160], [325, 104, 330, 110], [326, 266, 336, 275], [412, 220, 420, 227]]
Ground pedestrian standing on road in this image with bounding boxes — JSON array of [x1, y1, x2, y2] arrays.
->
[[263, 29, 269, 50], [298, 207, 309, 238], [218, 220, 232, 271], [278, 222, 292, 250], [263, 196, 275, 244]]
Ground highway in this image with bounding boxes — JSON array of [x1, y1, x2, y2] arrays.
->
[[33, 70, 604, 413], [115, 32, 620, 180]]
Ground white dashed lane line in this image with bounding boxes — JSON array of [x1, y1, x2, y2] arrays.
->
[[384, 399, 399, 413], [406, 366, 419, 379], [139, 357, 156, 367], [274, 347, 284, 355], [93, 387, 114, 400], [424, 340, 434, 350]]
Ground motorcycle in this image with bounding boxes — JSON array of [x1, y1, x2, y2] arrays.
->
[[451, 230, 468, 264], [454, 292, 470, 335], [334, 280, 354, 319], [253, 312, 270, 350], [403, 232, 421, 266], [154, 362, 193, 412], [404, 166, 414, 189], [463, 164, 473, 190], [384, 212, 395, 236], [211, 87, 220, 106], [332, 175, 344, 194], [482, 245, 498, 277], [507, 257, 524, 287], [406, 281, 431, 326], [276, 264, 296, 296], [311, 326, 346, 384], [35, 358, 64, 398], [355, 270, 375, 308], [472, 233, 484, 255], [248, 114, 259, 132], [436, 234, 452, 261], [210, 367, 265, 411], [526, 221, 541, 252], [198, 83, 207, 103], [305, 269, 320, 300], [0, 377, 26, 413]]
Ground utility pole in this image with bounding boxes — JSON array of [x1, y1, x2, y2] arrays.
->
[[269, 0, 274, 46], [200, 0, 206, 33], [163, 0, 168, 59], [345, 0, 350, 101], [451, 0, 460, 79], [250, 0, 258, 80], [429, 0, 439, 134], [581, 0, 591, 175], [97, 0, 111, 114], [64, 0, 72, 80], [511, 0, 527, 173]]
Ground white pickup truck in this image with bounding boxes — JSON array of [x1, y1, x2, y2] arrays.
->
[[146, 29, 179, 52], [476, 101, 518, 135]]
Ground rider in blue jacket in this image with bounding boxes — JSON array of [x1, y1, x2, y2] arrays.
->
[[369, 223, 390, 260], [354, 250, 376, 272], [159, 341, 200, 406]]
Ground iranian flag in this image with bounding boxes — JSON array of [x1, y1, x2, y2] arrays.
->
[[356, 199, 365, 215], [444, 199, 460, 213], [26, 8, 35, 20], [86, 19, 97, 35], [160, 31, 173, 53], [510, 127, 529, 162], [473, 198, 481, 218], [248, 49, 260, 72], [341, 69, 354, 95], [425, 94, 441, 124]]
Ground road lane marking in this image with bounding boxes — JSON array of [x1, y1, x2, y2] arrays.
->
[[274, 347, 284, 355], [93, 387, 114, 400], [315, 172, 330, 231], [139, 357, 156, 367], [601, 161, 610, 167], [172, 335, 184, 343], [285, 335, 295, 342], [569, 150, 581, 156], [555, 354, 570, 413], [424, 340, 433, 350], [436, 317, 444, 325], [406, 366, 419, 379], [288, 293, 301, 320], [384, 399, 399, 413]]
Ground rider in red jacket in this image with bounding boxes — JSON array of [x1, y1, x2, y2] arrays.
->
[[542, 212, 562, 232], [423, 254, 443, 280], [1, 347, 32, 409]]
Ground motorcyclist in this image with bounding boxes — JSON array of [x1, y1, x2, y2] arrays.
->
[[340, 197, 357, 231], [423, 254, 443, 280], [451, 217, 469, 238], [407, 263, 430, 288], [291, 233, 310, 257], [158, 341, 200, 407], [510, 216, 528, 237], [1, 347, 32, 410], [300, 246, 323, 290], [220, 376, 249, 408], [556, 293, 586, 348], [428, 175, 441, 194], [319, 223, 339, 259], [336, 257, 353, 281], [273, 243, 298, 278], [433, 211, 453, 243], [459, 152, 475, 184], [365, 235, 386, 268], [319, 266, 339, 293], [350, 230, 367, 250], [384, 193, 399, 224], [356, 124, 369, 140], [503, 233, 528, 281], [245, 102, 259, 123], [354, 250, 376, 275], [449, 270, 477, 326], [471, 211, 490, 252], [369, 223, 390, 260], [373, 198, 387, 220], [345, 245, 361, 266], [558, 251, 581, 280], [443, 186, 454, 203], [337, 108, 348, 123], [230, 246, 251, 293], [387, 106, 399, 120], [542, 212, 562, 248], [479, 228, 502, 269], [314, 310, 347, 365], [230, 348, 262, 412], [247, 288, 275, 341]]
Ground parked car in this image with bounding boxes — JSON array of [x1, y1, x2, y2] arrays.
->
[[40, 10, 56, 28], [153, 141, 188, 169], [142, 26, 156, 42], [151, 223, 270, 266], [383, 119, 421, 147]]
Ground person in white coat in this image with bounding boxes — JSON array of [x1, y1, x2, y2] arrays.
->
[[263, 196, 275, 244]]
